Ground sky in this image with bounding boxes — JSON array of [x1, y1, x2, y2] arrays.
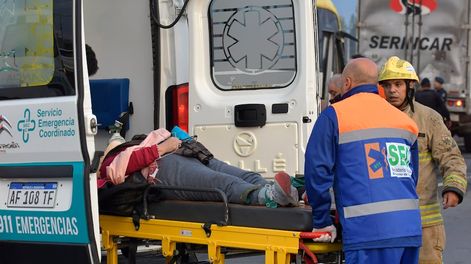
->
[[332, 0, 357, 29]]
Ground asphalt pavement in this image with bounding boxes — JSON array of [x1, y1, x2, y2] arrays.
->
[[442, 152, 471, 264]]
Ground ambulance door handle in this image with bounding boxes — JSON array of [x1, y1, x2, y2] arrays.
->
[[234, 104, 266, 127], [86, 114, 98, 135]]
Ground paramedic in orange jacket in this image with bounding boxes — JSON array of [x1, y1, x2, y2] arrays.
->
[[379, 56, 467, 264], [305, 58, 422, 264]]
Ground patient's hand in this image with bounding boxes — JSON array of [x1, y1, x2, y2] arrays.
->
[[158, 137, 182, 156]]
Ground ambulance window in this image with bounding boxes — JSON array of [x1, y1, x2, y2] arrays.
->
[[209, 0, 297, 90], [0, 0, 75, 100]]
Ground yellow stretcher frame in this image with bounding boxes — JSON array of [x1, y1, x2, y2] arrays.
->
[[100, 215, 342, 264]]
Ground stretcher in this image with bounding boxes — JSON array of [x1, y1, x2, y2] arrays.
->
[[99, 186, 342, 264]]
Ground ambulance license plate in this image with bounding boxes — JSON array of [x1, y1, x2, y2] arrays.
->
[[7, 182, 57, 208]]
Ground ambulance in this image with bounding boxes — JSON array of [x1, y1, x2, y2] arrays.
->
[[0, 0, 344, 262]]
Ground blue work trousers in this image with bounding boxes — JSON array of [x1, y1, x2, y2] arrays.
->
[[345, 247, 419, 264], [156, 154, 268, 204]]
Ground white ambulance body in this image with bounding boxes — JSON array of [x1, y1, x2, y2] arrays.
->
[[0, 0, 343, 262]]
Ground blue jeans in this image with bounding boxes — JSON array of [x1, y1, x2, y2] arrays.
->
[[156, 154, 268, 204], [345, 247, 419, 264]]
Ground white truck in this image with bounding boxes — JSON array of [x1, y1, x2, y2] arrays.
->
[[0, 0, 346, 263], [358, 0, 471, 150]]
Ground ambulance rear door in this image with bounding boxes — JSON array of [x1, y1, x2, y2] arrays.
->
[[187, 0, 318, 177]]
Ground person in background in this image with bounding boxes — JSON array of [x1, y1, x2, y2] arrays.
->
[[415, 77, 450, 126], [305, 57, 422, 264], [419, 78, 431, 92], [379, 56, 467, 264], [327, 74, 343, 104], [434, 76, 447, 103], [350, 54, 386, 98]]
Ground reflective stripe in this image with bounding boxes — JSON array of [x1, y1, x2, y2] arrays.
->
[[420, 203, 440, 212], [420, 203, 443, 226], [339, 128, 417, 144], [343, 199, 419, 218], [421, 214, 443, 225], [443, 174, 468, 189], [419, 152, 432, 162], [421, 218, 443, 226]]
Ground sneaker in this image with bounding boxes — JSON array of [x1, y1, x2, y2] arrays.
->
[[260, 172, 299, 207]]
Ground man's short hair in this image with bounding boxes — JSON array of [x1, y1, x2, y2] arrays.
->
[[350, 54, 365, 59], [329, 74, 343, 88], [421, 78, 431, 87], [86, 44, 98, 76], [434, 76, 444, 84]]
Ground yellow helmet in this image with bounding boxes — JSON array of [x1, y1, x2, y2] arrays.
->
[[378, 56, 419, 82]]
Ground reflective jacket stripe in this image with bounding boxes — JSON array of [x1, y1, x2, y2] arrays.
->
[[344, 199, 419, 218], [419, 152, 432, 163], [339, 128, 417, 145], [443, 174, 468, 188], [420, 203, 443, 226]]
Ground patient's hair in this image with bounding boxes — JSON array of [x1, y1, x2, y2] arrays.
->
[[86, 44, 98, 76]]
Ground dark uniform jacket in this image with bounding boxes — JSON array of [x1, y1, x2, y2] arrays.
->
[[415, 89, 450, 121]]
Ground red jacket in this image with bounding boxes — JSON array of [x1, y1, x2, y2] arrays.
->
[[98, 144, 159, 187]]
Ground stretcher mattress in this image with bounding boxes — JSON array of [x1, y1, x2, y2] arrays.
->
[[141, 200, 313, 231]]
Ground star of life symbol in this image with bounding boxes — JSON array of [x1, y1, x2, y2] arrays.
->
[[223, 6, 284, 74], [0, 114, 13, 137], [17, 109, 36, 143]]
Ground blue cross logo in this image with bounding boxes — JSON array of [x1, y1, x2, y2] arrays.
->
[[17, 109, 36, 143]]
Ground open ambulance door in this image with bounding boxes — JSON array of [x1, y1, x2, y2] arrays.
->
[[181, 0, 318, 178], [0, 0, 100, 263], [316, 0, 346, 109]]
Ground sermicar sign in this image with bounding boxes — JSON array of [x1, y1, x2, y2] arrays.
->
[[368, 35, 451, 51], [369, 0, 444, 52], [358, 0, 468, 90]]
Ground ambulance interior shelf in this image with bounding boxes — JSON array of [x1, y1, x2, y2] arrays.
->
[[89, 78, 133, 173], [89, 78, 133, 138]]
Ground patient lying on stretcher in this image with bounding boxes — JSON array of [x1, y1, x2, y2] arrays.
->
[[98, 128, 299, 208]]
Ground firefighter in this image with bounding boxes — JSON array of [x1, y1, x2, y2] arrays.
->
[[379, 56, 467, 264]]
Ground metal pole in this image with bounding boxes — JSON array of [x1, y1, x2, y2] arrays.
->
[[417, 0, 423, 72], [410, 3, 416, 64], [404, 11, 410, 60]]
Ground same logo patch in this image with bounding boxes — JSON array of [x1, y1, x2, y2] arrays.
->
[[364, 142, 413, 179], [386, 142, 412, 178]]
